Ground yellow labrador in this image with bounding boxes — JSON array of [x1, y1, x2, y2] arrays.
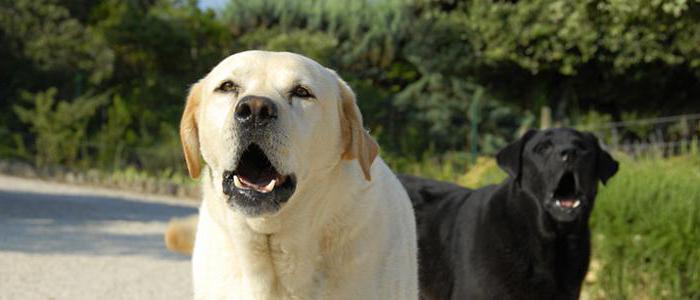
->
[[180, 51, 418, 300]]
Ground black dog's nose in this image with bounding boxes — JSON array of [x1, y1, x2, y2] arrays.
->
[[235, 96, 278, 125], [560, 148, 577, 162]]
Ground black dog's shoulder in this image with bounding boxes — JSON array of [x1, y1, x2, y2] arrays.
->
[[398, 174, 473, 208], [398, 174, 485, 300]]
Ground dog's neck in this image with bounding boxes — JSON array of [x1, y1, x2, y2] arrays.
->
[[488, 180, 590, 290], [484, 181, 590, 296], [200, 161, 376, 298], [256, 162, 367, 234], [500, 180, 587, 240]]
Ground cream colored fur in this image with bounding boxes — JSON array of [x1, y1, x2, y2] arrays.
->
[[178, 51, 418, 300]]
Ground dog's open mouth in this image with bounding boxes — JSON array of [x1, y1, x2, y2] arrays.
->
[[230, 144, 290, 193], [552, 171, 581, 209], [222, 143, 296, 216]]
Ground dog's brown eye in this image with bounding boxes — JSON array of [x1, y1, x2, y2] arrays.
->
[[217, 81, 239, 93], [573, 140, 587, 150], [290, 85, 314, 98], [534, 141, 552, 154]]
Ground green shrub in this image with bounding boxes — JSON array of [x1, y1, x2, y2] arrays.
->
[[456, 156, 506, 188], [95, 95, 132, 170], [239, 28, 339, 66], [13, 88, 107, 168], [384, 150, 472, 181]]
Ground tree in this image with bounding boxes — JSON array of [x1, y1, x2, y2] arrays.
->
[[13, 88, 107, 167], [0, 0, 114, 159]]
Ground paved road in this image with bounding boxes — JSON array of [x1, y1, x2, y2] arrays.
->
[[0, 175, 199, 300]]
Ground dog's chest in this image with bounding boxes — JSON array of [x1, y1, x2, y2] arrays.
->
[[253, 235, 326, 299], [488, 239, 585, 299]]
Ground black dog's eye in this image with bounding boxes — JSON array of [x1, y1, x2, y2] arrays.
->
[[533, 141, 553, 154], [573, 140, 588, 150], [216, 80, 239, 93], [290, 85, 314, 98]]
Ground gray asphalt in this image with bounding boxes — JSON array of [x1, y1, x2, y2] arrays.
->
[[0, 175, 198, 300]]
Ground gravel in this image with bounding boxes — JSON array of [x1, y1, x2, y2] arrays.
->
[[0, 175, 199, 300]]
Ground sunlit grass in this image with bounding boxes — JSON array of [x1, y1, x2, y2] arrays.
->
[[588, 154, 700, 299]]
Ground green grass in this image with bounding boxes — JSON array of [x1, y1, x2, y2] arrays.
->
[[589, 154, 700, 299], [391, 152, 700, 299]]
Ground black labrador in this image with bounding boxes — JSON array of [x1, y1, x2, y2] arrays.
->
[[400, 128, 619, 300]]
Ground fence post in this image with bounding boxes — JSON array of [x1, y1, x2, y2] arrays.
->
[[612, 127, 620, 150], [540, 106, 551, 129], [469, 87, 483, 164]]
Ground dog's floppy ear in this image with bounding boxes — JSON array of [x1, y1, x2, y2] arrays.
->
[[180, 81, 204, 179], [585, 133, 619, 185], [334, 72, 379, 181], [496, 129, 537, 179]]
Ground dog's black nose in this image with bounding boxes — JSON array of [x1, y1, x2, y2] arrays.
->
[[235, 96, 278, 125], [560, 148, 577, 162]]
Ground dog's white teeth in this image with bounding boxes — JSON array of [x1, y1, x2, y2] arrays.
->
[[555, 200, 561, 207], [233, 175, 247, 189], [573, 200, 581, 208], [261, 179, 276, 193]]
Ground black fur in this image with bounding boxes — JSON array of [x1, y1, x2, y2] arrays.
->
[[400, 128, 619, 300]]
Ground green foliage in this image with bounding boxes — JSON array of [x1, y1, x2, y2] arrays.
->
[[0, 0, 114, 136], [13, 88, 107, 167], [467, 0, 700, 75], [95, 95, 132, 170], [220, 0, 533, 155], [468, 0, 598, 75], [0, 128, 30, 160], [573, 110, 617, 143], [2, 0, 700, 174], [92, 0, 231, 120], [444, 0, 700, 117], [0, 0, 235, 173], [385, 150, 473, 181], [239, 28, 339, 65], [223, 0, 411, 67], [597, 0, 700, 72], [456, 156, 507, 188], [575, 110, 614, 131], [0, 0, 114, 82], [132, 122, 185, 173], [621, 111, 657, 139]]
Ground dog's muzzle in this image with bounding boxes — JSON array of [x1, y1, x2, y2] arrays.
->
[[221, 95, 297, 216], [553, 171, 581, 209], [545, 170, 587, 222], [222, 143, 296, 216]]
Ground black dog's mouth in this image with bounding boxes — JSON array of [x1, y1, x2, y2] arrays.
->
[[552, 171, 582, 210], [222, 144, 296, 216]]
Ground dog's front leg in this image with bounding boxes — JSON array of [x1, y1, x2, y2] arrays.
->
[[233, 231, 280, 299], [192, 208, 246, 300]]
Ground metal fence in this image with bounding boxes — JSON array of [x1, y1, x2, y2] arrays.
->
[[575, 113, 700, 156]]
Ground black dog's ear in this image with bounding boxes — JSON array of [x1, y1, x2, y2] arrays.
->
[[585, 133, 619, 185], [497, 129, 537, 179], [597, 150, 619, 185]]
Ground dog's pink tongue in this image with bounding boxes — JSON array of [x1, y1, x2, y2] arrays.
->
[[559, 199, 576, 208]]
